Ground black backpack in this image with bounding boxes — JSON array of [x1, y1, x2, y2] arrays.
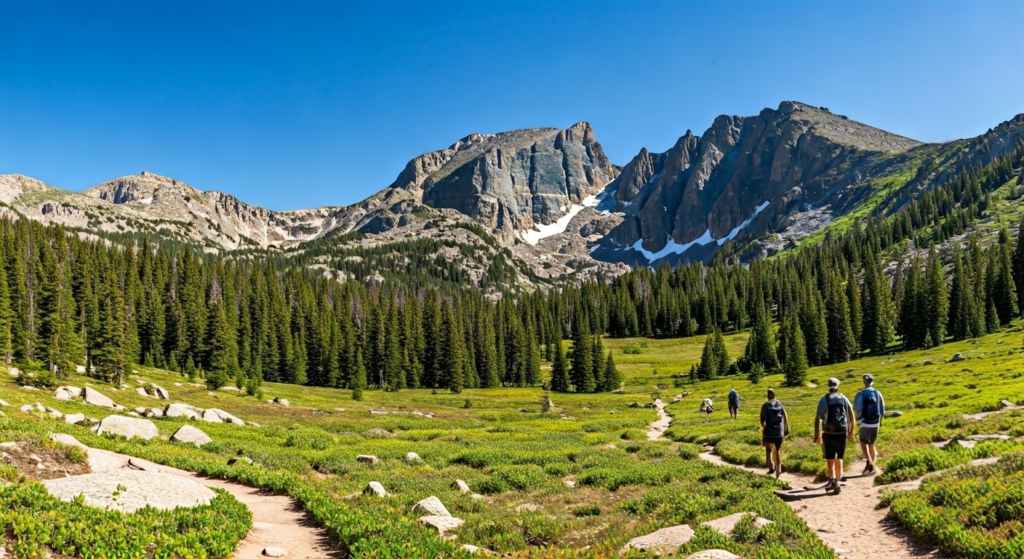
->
[[825, 393, 848, 433], [764, 400, 784, 436], [861, 388, 880, 424]]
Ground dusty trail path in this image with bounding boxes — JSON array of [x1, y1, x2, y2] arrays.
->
[[646, 408, 942, 559], [77, 439, 337, 559]]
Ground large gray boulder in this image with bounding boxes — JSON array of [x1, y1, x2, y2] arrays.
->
[[700, 513, 773, 536], [363, 481, 387, 497], [63, 413, 86, 425], [621, 525, 695, 555], [164, 403, 202, 419], [201, 409, 223, 423], [96, 415, 159, 440], [151, 384, 170, 400], [43, 470, 214, 513], [170, 425, 213, 447], [412, 496, 450, 517], [204, 408, 244, 425], [418, 515, 464, 536], [83, 387, 115, 408]]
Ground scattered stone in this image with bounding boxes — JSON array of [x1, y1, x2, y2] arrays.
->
[[514, 503, 539, 512], [611, 388, 625, 394], [83, 387, 115, 408], [135, 387, 150, 397], [966, 434, 1011, 441], [366, 428, 394, 438], [370, 409, 389, 415], [411, 410, 434, 418], [0, 399, 9, 407], [405, 452, 422, 463], [0, 442, 17, 449], [884, 410, 903, 418], [418, 515, 464, 535], [262, 548, 286, 557], [201, 409, 224, 423], [228, 456, 254, 466], [47, 409, 63, 419], [412, 496, 450, 517], [7, 367, 18, 377], [43, 470, 215, 513], [171, 425, 213, 447], [627, 402, 641, 408], [134, 407, 148, 415], [922, 360, 934, 365], [204, 408, 245, 425], [356, 455, 379, 465], [949, 353, 965, 362], [21, 385, 37, 391], [700, 513, 773, 536], [113, 404, 126, 412], [19, 404, 34, 413], [53, 387, 76, 401], [220, 386, 240, 392], [453, 479, 471, 493], [686, 551, 740, 559], [96, 415, 159, 440], [35, 403, 45, 412], [64, 413, 85, 425], [844, 368, 855, 373], [273, 398, 290, 407], [460, 544, 494, 555], [1000, 399, 1017, 409], [947, 440, 976, 450], [164, 403, 203, 419], [563, 478, 576, 488], [151, 385, 170, 400], [147, 408, 164, 418], [620, 525, 695, 555], [363, 481, 387, 497]]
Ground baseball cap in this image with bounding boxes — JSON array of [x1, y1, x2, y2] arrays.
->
[[863, 373, 874, 383], [827, 378, 840, 389], [766, 388, 776, 399]]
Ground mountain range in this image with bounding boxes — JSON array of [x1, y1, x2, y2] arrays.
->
[[3, 101, 1022, 288]]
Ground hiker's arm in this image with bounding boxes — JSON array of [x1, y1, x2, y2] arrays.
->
[[879, 391, 886, 419], [783, 408, 790, 436], [813, 416, 821, 443], [847, 400, 856, 439]]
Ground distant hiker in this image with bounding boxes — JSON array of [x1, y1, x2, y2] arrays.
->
[[760, 388, 789, 478], [814, 377, 856, 494], [854, 373, 885, 474], [728, 388, 741, 419], [700, 397, 714, 421]]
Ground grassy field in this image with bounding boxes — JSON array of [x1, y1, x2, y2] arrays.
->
[[2, 325, 1023, 557]]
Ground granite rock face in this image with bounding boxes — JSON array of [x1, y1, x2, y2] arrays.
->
[[389, 123, 619, 242]]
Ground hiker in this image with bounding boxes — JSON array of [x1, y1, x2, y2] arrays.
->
[[854, 373, 885, 474], [728, 388, 741, 419], [813, 377, 856, 494], [700, 397, 714, 421], [760, 388, 789, 478]]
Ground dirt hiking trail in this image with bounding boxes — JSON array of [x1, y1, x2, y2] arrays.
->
[[76, 438, 337, 559]]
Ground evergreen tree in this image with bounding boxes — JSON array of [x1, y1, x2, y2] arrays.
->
[[351, 345, 366, 401], [779, 310, 808, 387], [602, 352, 622, 392], [744, 294, 778, 370], [695, 334, 719, 381], [549, 339, 570, 392], [824, 273, 854, 362], [569, 318, 594, 392], [924, 246, 950, 344], [591, 334, 605, 391]]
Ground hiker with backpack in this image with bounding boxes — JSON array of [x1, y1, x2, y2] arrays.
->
[[854, 373, 885, 474], [728, 388, 741, 419], [760, 388, 789, 478], [813, 377, 856, 494], [700, 397, 714, 421]]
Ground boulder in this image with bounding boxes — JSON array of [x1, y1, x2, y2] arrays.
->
[[274, 398, 290, 407], [453, 479, 471, 493], [96, 415, 159, 440], [363, 481, 387, 497], [966, 434, 1011, 441], [686, 551, 740, 559], [53, 387, 75, 401], [412, 496, 450, 517], [135, 387, 149, 397], [356, 455, 379, 465], [76, 365, 87, 373], [147, 408, 164, 418], [19, 404, 35, 413], [165, 403, 202, 419], [418, 515, 464, 535], [405, 452, 422, 463], [262, 548, 286, 557], [64, 413, 86, 425], [48, 409, 63, 419], [151, 385, 170, 400], [515, 503, 539, 512], [885, 410, 903, 418], [43, 470, 214, 513], [0, 399, 9, 407], [949, 353, 965, 362], [83, 387, 115, 408], [228, 456, 254, 466], [460, 544, 494, 555], [50, 433, 87, 449], [700, 513, 773, 536], [620, 525, 695, 556], [7, 367, 19, 377], [202, 409, 224, 423], [366, 428, 395, 438], [134, 407, 148, 415], [204, 408, 244, 425], [171, 425, 213, 447]]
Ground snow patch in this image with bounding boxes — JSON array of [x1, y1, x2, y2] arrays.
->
[[624, 200, 772, 261], [518, 184, 616, 245]]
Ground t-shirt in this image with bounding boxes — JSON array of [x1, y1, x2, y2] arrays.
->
[[728, 390, 739, 406], [760, 400, 788, 437], [854, 387, 885, 428], [815, 392, 854, 434]]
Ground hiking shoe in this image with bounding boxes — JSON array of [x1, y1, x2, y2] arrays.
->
[[861, 462, 873, 475], [774, 468, 781, 479], [832, 484, 842, 495]]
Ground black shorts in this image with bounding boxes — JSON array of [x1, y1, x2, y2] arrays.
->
[[859, 426, 879, 445], [763, 436, 784, 448], [822, 434, 847, 460], [729, 404, 738, 412]]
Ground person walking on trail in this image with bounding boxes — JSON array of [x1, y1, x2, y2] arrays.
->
[[760, 388, 789, 478], [854, 373, 885, 474], [814, 377, 856, 494], [728, 388, 741, 419], [700, 397, 714, 421]]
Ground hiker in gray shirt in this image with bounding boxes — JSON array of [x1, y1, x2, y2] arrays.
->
[[814, 377, 856, 494], [853, 373, 885, 474]]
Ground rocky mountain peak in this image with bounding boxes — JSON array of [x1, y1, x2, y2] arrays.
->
[[85, 172, 200, 206]]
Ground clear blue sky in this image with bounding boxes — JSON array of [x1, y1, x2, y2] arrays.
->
[[2, 1, 1022, 211]]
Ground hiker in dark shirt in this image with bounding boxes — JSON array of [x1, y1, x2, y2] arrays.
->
[[813, 377, 856, 494], [853, 373, 885, 474], [728, 388, 741, 419], [760, 388, 789, 478]]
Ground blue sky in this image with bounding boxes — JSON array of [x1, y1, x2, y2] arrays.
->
[[2, 1, 1022, 211]]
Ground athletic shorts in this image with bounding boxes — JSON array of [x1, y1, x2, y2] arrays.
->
[[763, 436, 784, 448], [822, 433, 847, 460], [859, 426, 879, 445], [728, 404, 738, 412]]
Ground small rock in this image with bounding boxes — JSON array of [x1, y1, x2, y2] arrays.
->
[[164, 403, 203, 419], [563, 479, 576, 488], [686, 551, 740, 559], [64, 413, 86, 425], [965, 434, 1011, 441], [171, 425, 213, 447], [418, 515, 464, 535], [205, 408, 245, 425], [514, 503, 539, 512], [356, 455, 379, 465], [621, 525, 695, 555], [48, 409, 63, 419], [453, 479, 471, 493], [262, 548, 286, 557], [19, 404, 34, 413], [201, 409, 224, 423], [412, 496, 450, 517], [274, 398, 290, 407], [227, 456, 254, 466], [949, 353, 964, 362], [885, 410, 903, 418], [366, 428, 394, 438], [53, 387, 75, 401], [135, 387, 149, 397], [405, 452, 422, 463], [1000, 399, 1017, 409], [0, 399, 9, 407], [151, 385, 169, 400], [700, 513, 773, 536], [460, 544, 494, 555], [134, 407, 148, 415], [363, 481, 387, 497]]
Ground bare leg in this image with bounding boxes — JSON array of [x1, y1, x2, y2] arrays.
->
[[772, 445, 782, 475], [765, 445, 773, 471]]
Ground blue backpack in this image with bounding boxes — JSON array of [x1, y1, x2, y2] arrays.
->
[[861, 388, 880, 424]]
